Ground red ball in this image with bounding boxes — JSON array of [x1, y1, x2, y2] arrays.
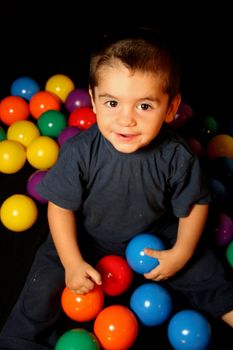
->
[[68, 107, 96, 130], [96, 255, 133, 296], [94, 305, 138, 350], [61, 285, 104, 322]]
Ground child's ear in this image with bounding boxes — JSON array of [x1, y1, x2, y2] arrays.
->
[[165, 94, 181, 123], [88, 86, 96, 114]]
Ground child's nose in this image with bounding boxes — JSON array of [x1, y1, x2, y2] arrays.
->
[[118, 109, 136, 127]]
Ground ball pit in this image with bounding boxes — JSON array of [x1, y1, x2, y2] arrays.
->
[[0, 73, 233, 350]]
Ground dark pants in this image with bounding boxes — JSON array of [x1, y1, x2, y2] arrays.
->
[[1, 225, 233, 349], [0, 235, 65, 350]]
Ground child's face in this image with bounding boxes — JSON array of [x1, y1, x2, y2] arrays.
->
[[90, 62, 180, 153]]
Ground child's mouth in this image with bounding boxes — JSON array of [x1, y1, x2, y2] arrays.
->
[[116, 133, 138, 142]]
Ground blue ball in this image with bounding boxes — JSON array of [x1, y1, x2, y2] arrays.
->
[[11, 76, 40, 101], [167, 309, 212, 350], [130, 282, 173, 326], [125, 233, 165, 274]]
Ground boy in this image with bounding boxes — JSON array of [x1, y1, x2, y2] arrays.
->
[[0, 27, 233, 349]]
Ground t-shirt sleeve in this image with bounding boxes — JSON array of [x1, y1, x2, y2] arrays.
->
[[169, 148, 211, 217], [36, 140, 86, 211]]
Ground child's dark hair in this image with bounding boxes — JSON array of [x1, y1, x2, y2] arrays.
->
[[89, 27, 181, 101]]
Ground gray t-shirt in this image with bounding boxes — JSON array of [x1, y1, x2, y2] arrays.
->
[[37, 123, 211, 252]]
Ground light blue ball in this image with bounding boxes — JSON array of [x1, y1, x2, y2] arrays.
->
[[130, 282, 173, 326], [167, 309, 212, 350], [125, 233, 165, 274]]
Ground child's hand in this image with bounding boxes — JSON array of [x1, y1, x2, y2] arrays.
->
[[65, 260, 102, 294], [143, 247, 189, 282]]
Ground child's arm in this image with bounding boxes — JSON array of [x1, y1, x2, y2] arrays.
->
[[144, 203, 209, 281], [47, 201, 102, 293]]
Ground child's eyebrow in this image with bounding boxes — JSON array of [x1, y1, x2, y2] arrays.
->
[[98, 93, 160, 103], [98, 93, 116, 99]]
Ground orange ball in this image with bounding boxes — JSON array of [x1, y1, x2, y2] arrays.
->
[[207, 134, 233, 159], [94, 305, 138, 350], [61, 285, 104, 322], [29, 91, 61, 119], [0, 96, 30, 125]]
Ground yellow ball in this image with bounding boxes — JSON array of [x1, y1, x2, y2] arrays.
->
[[0, 139, 26, 174], [7, 120, 40, 147], [0, 194, 38, 232], [45, 74, 75, 102], [26, 136, 59, 169]]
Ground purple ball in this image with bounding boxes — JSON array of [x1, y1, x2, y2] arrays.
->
[[57, 126, 81, 146], [215, 213, 233, 246], [27, 170, 48, 204], [65, 88, 92, 113], [168, 102, 194, 129]]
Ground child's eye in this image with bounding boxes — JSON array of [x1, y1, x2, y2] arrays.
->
[[138, 103, 151, 111], [105, 100, 118, 108]]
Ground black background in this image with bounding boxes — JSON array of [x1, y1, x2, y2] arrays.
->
[[0, 1, 232, 349]]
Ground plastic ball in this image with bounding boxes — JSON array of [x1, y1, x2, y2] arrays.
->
[[125, 233, 165, 274], [208, 178, 228, 205], [26, 170, 48, 204], [7, 120, 40, 147], [207, 134, 233, 159], [199, 116, 219, 142], [29, 91, 61, 120], [65, 88, 92, 113], [185, 137, 205, 158], [68, 107, 96, 130], [95, 255, 133, 296], [0, 126, 6, 141], [61, 284, 104, 322], [37, 110, 67, 138], [0, 140, 26, 174], [45, 74, 75, 102], [167, 309, 212, 350], [214, 212, 233, 246], [10, 76, 40, 101], [0, 194, 38, 232], [226, 241, 233, 268], [0, 96, 30, 125], [130, 282, 173, 326], [57, 126, 81, 146], [167, 101, 194, 128], [94, 305, 138, 350], [55, 328, 100, 350], [26, 136, 59, 169]]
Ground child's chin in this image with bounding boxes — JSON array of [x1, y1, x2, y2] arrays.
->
[[114, 143, 140, 154]]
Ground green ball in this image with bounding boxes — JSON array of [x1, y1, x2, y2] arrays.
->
[[226, 241, 233, 268], [37, 110, 67, 138], [55, 328, 100, 350], [0, 126, 6, 141], [200, 116, 219, 137]]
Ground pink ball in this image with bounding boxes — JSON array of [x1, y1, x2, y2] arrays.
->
[[27, 170, 48, 204]]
